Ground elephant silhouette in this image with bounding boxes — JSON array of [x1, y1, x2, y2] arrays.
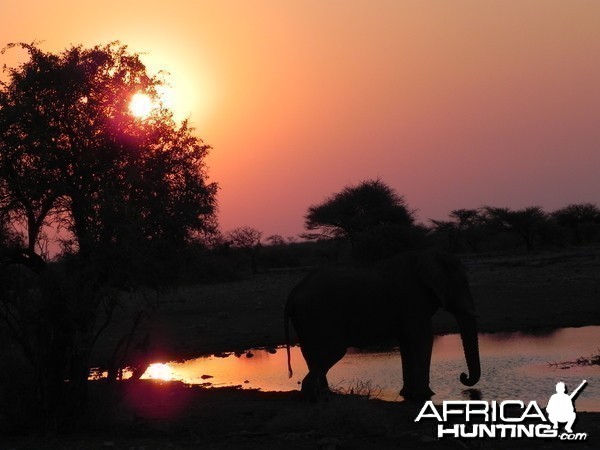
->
[[284, 249, 480, 400]]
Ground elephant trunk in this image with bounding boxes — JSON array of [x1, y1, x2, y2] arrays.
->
[[456, 313, 480, 387]]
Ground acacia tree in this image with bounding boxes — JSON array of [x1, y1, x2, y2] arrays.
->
[[305, 179, 415, 239], [483, 206, 547, 251], [304, 179, 418, 260], [227, 226, 263, 274], [552, 203, 600, 245], [0, 42, 217, 427], [430, 208, 488, 252]]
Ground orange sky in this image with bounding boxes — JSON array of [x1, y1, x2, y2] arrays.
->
[[2, 1, 600, 239]]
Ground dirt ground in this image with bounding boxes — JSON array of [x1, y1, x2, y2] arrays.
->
[[5, 248, 600, 449]]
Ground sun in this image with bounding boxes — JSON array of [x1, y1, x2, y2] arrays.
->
[[129, 92, 154, 118], [144, 363, 174, 381]]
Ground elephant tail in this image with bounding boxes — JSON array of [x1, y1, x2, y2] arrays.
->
[[284, 298, 293, 378]]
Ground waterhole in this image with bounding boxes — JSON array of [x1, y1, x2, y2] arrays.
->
[[137, 326, 599, 411]]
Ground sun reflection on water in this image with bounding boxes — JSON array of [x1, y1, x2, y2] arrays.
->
[[143, 363, 174, 381], [92, 326, 599, 411]]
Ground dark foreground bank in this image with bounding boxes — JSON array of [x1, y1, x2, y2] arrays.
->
[[3, 381, 599, 449]]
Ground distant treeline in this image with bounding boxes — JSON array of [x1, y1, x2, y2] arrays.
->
[[177, 202, 600, 282], [428, 203, 600, 253]]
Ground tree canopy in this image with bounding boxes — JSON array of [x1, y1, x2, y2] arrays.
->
[[0, 42, 217, 266], [304, 179, 415, 240], [226, 226, 263, 274], [430, 208, 488, 252], [0, 42, 219, 428], [551, 203, 600, 245]]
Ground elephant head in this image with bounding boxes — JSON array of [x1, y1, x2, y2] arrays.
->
[[417, 249, 481, 387]]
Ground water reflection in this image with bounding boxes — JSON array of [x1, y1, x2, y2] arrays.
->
[[145, 363, 174, 381], [138, 326, 600, 411]]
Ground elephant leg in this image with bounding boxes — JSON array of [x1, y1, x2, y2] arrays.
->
[[399, 339, 414, 397], [413, 319, 435, 398], [300, 339, 346, 401], [301, 370, 327, 401], [399, 319, 435, 400]]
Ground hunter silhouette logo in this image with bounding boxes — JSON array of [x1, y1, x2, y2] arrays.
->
[[546, 380, 586, 433], [415, 379, 589, 441]]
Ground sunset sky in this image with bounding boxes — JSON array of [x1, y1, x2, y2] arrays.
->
[[2, 1, 600, 239]]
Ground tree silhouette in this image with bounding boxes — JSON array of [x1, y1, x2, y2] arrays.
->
[[227, 226, 263, 274], [552, 203, 600, 245], [430, 208, 487, 252], [0, 42, 217, 263], [304, 179, 419, 260], [304, 179, 415, 240], [0, 42, 218, 428], [484, 206, 547, 251]]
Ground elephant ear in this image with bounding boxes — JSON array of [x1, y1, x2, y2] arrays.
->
[[417, 250, 448, 309]]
